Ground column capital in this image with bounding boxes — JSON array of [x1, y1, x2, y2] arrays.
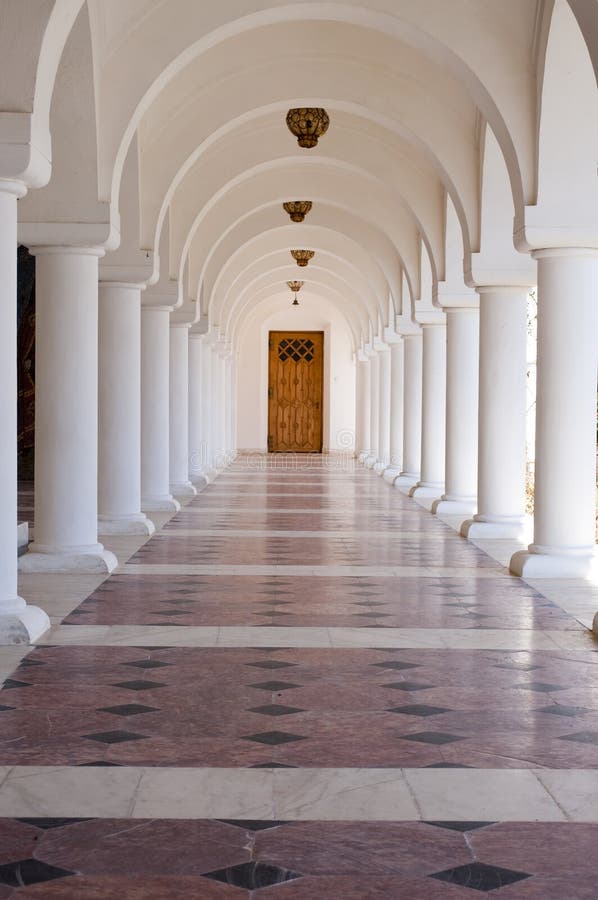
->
[[532, 247, 598, 261], [0, 178, 27, 199], [29, 245, 105, 258]]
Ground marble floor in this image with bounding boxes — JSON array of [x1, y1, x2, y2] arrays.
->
[[2, 456, 598, 897]]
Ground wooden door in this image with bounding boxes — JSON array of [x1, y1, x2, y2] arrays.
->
[[268, 331, 324, 452]]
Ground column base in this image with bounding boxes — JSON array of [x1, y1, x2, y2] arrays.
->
[[0, 601, 50, 645], [357, 451, 370, 465], [364, 454, 378, 469], [382, 466, 402, 484], [409, 482, 444, 499], [373, 461, 387, 475], [394, 473, 420, 494], [98, 514, 155, 536], [432, 496, 477, 516], [141, 495, 181, 512], [170, 481, 197, 498], [461, 515, 526, 540], [510, 546, 597, 579], [19, 544, 118, 574], [190, 473, 209, 490]]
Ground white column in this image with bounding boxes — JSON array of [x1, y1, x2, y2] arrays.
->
[[188, 332, 208, 488], [0, 183, 49, 640], [462, 287, 528, 539], [97, 283, 154, 535], [210, 347, 226, 470], [20, 247, 117, 573], [355, 357, 371, 462], [365, 353, 380, 468], [433, 307, 480, 515], [511, 249, 598, 579], [411, 321, 446, 499], [374, 348, 391, 473], [383, 340, 404, 483], [200, 339, 217, 478], [141, 307, 180, 511], [169, 323, 196, 498], [395, 332, 422, 489]]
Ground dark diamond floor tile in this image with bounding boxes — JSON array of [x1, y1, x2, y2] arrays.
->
[[388, 705, 452, 717], [122, 660, 172, 669], [535, 705, 589, 717], [242, 731, 307, 746], [82, 730, 148, 744], [18, 659, 47, 667], [0, 858, 75, 887], [382, 682, 434, 692], [250, 762, 298, 768], [558, 731, 598, 744], [0, 706, 15, 712], [401, 731, 466, 745], [426, 821, 495, 832], [17, 817, 92, 830], [249, 705, 305, 717], [516, 682, 566, 692], [112, 681, 167, 691], [217, 820, 288, 831], [203, 860, 303, 889], [245, 661, 297, 670], [77, 761, 124, 767], [98, 704, 160, 717], [2, 679, 31, 689], [371, 662, 421, 671], [249, 681, 301, 692], [430, 861, 532, 892]]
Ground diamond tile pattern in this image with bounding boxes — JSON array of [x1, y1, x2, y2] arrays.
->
[[242, 731, 307, 745], [0, 859, 75, 887], [430, 861, 532, 891], [203, 860, 303, 889], [98, 704, 160, 717], [249, 704, 305, 717]]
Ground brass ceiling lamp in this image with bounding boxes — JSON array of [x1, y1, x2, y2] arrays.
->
[[286, 108, 330, 148], [287, 280, 304, 306], [291, 249, 315, 267], [283, 201, 312, 223]]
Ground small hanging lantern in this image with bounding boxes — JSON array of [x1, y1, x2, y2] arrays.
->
[[286, 108, 330, 148], [287, 280, 304, 306], [291, 249, 315, 267], [283, 201, 312, 223]]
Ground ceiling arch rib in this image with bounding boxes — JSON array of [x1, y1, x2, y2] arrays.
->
[[136, 22, 477, 256], [161, 110, 445, 288], [180, 164, 421, 317], [88, 0, 533, 230], [194, 204, 405, 321], [205, 225, 389, 328], [228, 278, 363, 352], [214, 251, 379, 338]]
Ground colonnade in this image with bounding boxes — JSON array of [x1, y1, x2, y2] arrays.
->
[[0, 188, 236, 641], [356, 257, 598, 584]]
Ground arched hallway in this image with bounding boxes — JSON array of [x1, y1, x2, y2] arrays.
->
[[0, 457, 597, 894], [1, 0, 598, 893]]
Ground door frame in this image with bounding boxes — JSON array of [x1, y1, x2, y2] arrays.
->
[[267, 329, 325, 453]]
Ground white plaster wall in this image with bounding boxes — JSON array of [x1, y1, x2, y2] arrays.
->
[[236, 294, 356, 452]]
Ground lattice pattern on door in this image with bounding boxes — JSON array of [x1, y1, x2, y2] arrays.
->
[[278, 338, 315, 363]]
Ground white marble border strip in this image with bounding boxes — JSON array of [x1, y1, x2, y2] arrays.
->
[[158, 529, 448, 539], [34, 624, 594, 651], [0, 766, 595, 821], [117, 564, 502, 577]]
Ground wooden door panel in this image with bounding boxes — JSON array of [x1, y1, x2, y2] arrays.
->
[[268, 331, 323, 452]]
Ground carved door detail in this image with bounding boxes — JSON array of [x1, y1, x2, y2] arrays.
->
[[267, 331, 324, 452]]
